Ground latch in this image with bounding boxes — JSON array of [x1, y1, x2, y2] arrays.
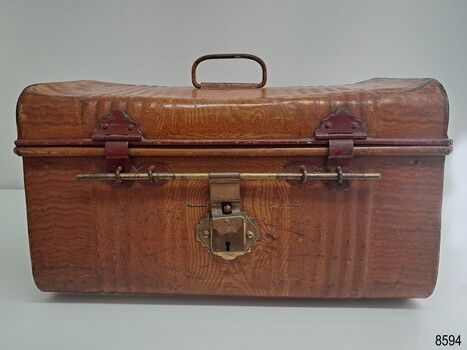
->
[[315, 107, 367, 189], [92, 110, 143, 173], [196, 173, 261, 260]]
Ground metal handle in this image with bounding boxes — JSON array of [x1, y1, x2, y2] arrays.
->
[[76, 166, 380, 183], [191, 53, 267, 89]]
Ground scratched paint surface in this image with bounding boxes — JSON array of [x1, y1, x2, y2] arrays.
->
[[23, 155, 444, 298]]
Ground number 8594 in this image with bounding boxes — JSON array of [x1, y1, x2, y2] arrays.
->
[[435, 335, 461, 346]]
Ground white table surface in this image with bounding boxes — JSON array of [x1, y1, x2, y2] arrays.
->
[[1, 183, 465, 349]]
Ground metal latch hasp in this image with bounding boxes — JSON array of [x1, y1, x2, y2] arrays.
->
[[196, 173, 260, 260]]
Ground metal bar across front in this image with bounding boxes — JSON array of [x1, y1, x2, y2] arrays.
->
[[76, 170, 381, 182]]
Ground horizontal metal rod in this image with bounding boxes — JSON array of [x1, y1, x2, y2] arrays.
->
[[76, 171, 381, 182]]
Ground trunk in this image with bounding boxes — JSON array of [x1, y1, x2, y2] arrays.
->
[[15, 56, 451, 298]]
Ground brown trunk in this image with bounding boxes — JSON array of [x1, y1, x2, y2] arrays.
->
[[15, 77, 451, 298]]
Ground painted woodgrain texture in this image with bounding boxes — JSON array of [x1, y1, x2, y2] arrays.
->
[[16, 78, 450, 298], [16, 79, 448, 141], [23, 155, 445, 298]]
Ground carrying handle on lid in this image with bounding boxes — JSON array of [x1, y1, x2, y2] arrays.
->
[[191, 53, 267, 89]]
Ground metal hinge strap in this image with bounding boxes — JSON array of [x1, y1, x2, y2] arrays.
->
[[327, 139, 354, 189], [314, 107, 368, 189], [92, 110, 143, 172]]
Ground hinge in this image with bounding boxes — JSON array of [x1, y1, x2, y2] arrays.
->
[[315, 107, 367, 189], [92, 110, 143, 172]]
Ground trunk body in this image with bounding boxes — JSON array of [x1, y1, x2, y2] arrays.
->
[[15, 78, 451, 298]]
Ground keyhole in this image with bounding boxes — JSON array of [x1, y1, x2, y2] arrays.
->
[[225, 241, 231, 251]]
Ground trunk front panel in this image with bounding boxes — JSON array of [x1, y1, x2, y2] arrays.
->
[[23, 154, 444, 298]]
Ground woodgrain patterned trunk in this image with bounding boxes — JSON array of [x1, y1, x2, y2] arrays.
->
[[15, 76, 451, 298]]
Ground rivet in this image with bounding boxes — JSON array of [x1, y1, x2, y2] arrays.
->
[[246, 231, 254, 239], [128, 124, 134, 130], [102, 123, 109, 130], [203, 230, 210, 238], [324, 122, 332, 129], [351, 122, 358, 129]]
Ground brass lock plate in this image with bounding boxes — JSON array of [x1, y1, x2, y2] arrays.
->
[[211, 216, 245, 253], [197, 212, 260, 260], [196, 173, 260, 260]]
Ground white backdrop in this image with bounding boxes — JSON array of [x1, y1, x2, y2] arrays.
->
[[1, 1, 466, 349]]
